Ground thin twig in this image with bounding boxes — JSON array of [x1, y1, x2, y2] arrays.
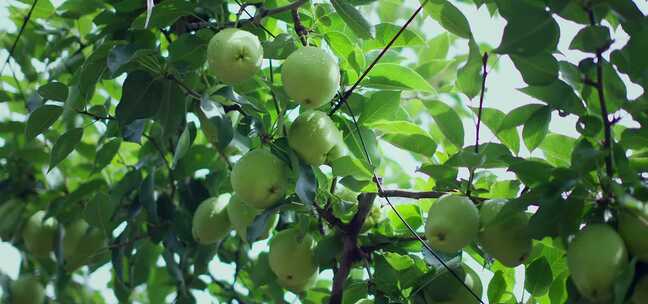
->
[[291, 8, 308, 46], [328, 0, 428, 115], [587, 8, 614, 184], [0, 0, 40, 76], [77, 110, 115, 120], [466, 52, 489, 198]]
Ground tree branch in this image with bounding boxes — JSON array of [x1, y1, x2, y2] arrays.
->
[[291, 8, 308, 46], [466, 52, 489, 198], [185, 0, 308, 32], [587, 8, 614, 183], [329, 193, 376, 304]]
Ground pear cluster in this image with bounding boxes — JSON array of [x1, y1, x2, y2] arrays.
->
[[206, 29, 342, 111], [424, 196, 531, 267]]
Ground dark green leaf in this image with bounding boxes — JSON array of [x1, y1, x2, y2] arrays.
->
[[25, 104, 63, 139], [115, 71, 163, 125], [522, 106, 551, 151], [420, 0, 472, 39], [49, 128, 83, 171], [569, 26, 611, 53], [425, 100, 464, 148], [457, 38, 482, 99], [38, 82, 68, 101], [173, 122, 197, 167], [525, 257, 553, 296], [331, 0, 375, 39], [511, 52, 558, 85], [488, 270, 507, 303], [95, 138, 122, 171], [519, 80, 585, 115], [495, 8, 559, 55]]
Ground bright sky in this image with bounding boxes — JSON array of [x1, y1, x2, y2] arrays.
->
[[1, 0, 646, 303]]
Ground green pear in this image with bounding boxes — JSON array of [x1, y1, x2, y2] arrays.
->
[[630, 275, 648, 304], [277, 271, 318, 293], [192, 195, 232, 245], [231, 149, 288, 209], [425, 195, 479, 253], [288, 110, 344, 165], [10, 275, 45, 304], [269, 228, 318, 291], [207, 28, 263, 84], [478, 199, 532, 267], [65, 226, 107, 272], [618, 210, 648, 262], [422, 264, 482, 303], [226, 195, 278, 242], [63, 219, 89, 259], [567, 224, 628, 303], [22, 211, 57, 257], [282, 47, 340, 109]]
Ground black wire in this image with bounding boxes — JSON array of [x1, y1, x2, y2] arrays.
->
[[232, 0, 276, 38], [342, 102, 484, 303], [0, 0, 40, 76], [329, 0, 428, 116]]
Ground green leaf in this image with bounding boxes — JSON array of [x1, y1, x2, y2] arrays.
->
[[38, 82, 68, 101], [368, 120, 437, 156], [613, 258, 637, 304], [131, 0, 193, 29], [620, 128, 648, 150], [262, 33, 298, 60], [173, 122, 197, 167], [488, 270, 507, 303], [519, 80, 585, 115], [155, 80, 186, 137], [418, 33, 451, 62], [499, 104, 545, 131], [331, 0, 375, 39], [420, 0, 472, 39], [471, 107, 520, 155], [569, 25, 611, 53], [457, 38, 482, 99], [95, 138, 122, 171], [107, 45, 157, 74], [522, 106, 551, 151], [49, 127, 83, 172], [539, 133, 575, 167], [115, 71, 163, 125], [359, 91, 401, 125], [445, 143, 514, 169], [386, 204, 423, 234], [364, 23, 425, 50], [510, 52, 559, 85], [25, 104, 63, 139], [495, 8, 559, 55], [330, 155, 372, 179], [168, 34, 208, 71], [525, 257, 553, 296], [363, 63, 436, 93], [293, 156, 318, 207], [424, 100, 464, 148]]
